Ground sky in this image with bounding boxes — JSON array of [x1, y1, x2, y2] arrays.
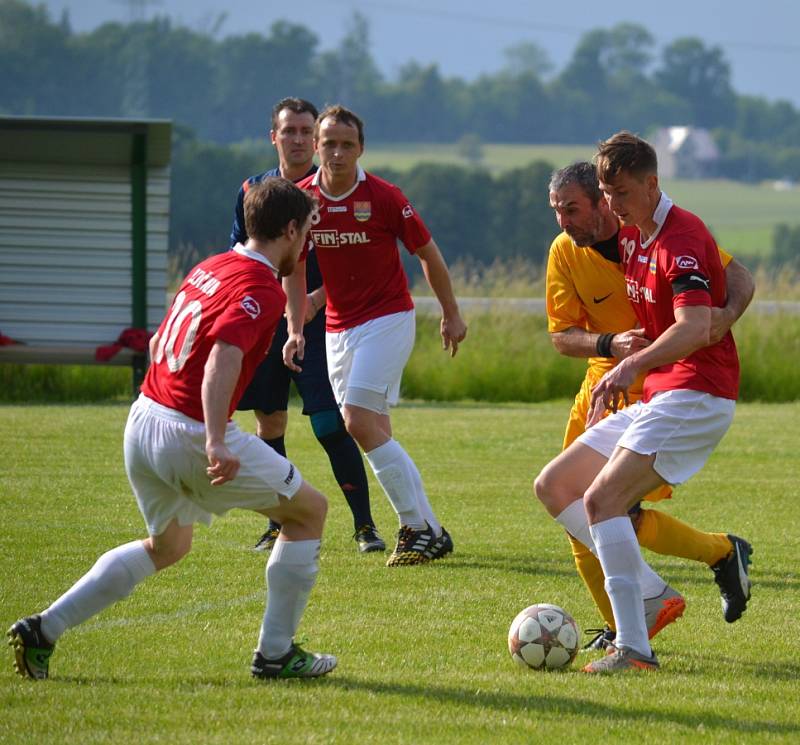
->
[[40, 0, 800, 106]]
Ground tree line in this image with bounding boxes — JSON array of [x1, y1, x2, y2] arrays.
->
[[2, 0, 800, 181]]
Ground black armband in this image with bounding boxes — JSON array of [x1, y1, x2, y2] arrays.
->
[[672, 272, 711, 295], [596, 333, 616, 357]]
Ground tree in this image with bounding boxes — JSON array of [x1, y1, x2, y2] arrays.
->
[[503, 41, 552, 78], [655, 38, 735, 127]]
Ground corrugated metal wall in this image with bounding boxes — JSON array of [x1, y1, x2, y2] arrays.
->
[[0, 162, 169, 346]]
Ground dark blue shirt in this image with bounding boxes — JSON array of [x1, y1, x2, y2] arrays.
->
[[229, 165, 323, 292]]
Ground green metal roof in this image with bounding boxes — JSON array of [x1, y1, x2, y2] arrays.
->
[[0, 116, 171, 167]]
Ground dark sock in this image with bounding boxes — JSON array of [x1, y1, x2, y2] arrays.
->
[[311, 411, 373, 530]]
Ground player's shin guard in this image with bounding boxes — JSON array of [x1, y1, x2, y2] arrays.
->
[[366, 439, 426, 529], [590, 518, 650, 657], [258, 539, 320, 660], [568, 533, 616, 630], [39, 540, 156, 642]]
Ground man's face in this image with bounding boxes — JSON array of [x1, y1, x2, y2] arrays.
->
[[271, 109, 316, 168], [315, 117, 363, 178], [549, 183, 607, 247], [278, 213, 313, 277], [598, 171, 658, 227]]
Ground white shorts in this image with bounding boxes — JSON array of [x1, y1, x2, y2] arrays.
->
[[326, 310, 416, 415], [124, 395, 303, 536], [577, 389, 736, 485]]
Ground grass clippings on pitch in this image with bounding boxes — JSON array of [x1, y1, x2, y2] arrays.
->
[[1, 401, 799, 744]]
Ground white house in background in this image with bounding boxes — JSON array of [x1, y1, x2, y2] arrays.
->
[[653, 126, 720, 179]]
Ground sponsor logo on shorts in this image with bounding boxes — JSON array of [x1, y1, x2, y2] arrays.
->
[[241, 296, 261, 319], [676, 255, 699, 270], [284, 464, 295, 485], [353, 201, 371, 222], [690, 274, 710, 289]]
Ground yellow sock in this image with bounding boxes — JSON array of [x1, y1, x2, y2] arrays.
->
[[636, 509, 732, 566], [568, 533, 615, 631]]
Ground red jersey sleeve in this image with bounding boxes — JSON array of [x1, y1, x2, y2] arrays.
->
[[660, 234, 713, 311], [385, 184, 431, 254], [209, 284, 284, 354]]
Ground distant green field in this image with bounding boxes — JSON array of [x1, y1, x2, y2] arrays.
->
[[363, 143, 800, 259]]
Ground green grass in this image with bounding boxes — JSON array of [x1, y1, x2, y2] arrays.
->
[[2, 401, 799, 743], [362, 142, 800, 260]]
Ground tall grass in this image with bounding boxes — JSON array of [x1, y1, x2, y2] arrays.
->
[[3, 310, 796, 404]]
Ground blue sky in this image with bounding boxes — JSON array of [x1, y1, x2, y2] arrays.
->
[[40, 0, 800, 106]]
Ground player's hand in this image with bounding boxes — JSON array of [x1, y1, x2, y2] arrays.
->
[[709, 306, 734, 344], [206, 442, 240, 486], [610, 328, 651, 359], [587, 358, 638, 426], [282, 333, 305, 372], [441, 313, 467, 357]]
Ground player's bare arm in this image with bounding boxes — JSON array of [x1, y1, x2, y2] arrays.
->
[[305, 286, 326, 324], [416, 240, 467, 357], [282, 262, 308, 371], [202, 340, 244, 485], [550, 326, 651, 359], [710, 259, 755, 343], [588, 304, 712, 425]]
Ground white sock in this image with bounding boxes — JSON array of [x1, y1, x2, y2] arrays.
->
[[590, 518, 650, 656], [258, 539, 320, 660], [366, 439, 427, 530], [39, 540, 156, 642], [556, 501, 667, 599], [555, 500, 596, 553], [406, 453, 441, 535]]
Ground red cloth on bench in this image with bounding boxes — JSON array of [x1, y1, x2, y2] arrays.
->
[[95, 328, 152, 362], [0, 331, 22, 346]]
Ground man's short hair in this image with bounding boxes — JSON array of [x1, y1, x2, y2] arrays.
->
[[595, 131, 658, 182], [271, 97, 319, 130], [244, 177, 315, 242], [549, 162, 602, 204], [314, 104, 365, 146]]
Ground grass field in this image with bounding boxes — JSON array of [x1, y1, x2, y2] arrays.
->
[[2, 401, 799, 743], [362, 142, 800, 259]]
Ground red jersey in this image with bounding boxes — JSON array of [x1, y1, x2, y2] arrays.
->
[[298, 168, 432, 332], [618, 196, 739, 401], [141, 246, 285, 421]]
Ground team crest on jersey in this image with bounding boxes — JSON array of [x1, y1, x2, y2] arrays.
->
[[241, 296, 261, 319], [353, 201, 371, 222]]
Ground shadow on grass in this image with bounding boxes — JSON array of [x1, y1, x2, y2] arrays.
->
[[325, 676, 800, 737]]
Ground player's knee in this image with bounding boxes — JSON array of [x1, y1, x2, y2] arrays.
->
[[255, 409, 288, 440], [310, 409, 347, 446], [534, 465, 559, 509], [145, 534, 192, 570]]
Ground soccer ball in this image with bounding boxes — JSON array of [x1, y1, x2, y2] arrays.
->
[[508, 604, 580, 670]]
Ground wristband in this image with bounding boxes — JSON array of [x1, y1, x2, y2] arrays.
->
[[596, 333, 616, 357]]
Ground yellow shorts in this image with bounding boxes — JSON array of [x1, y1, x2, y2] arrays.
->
[[562, 367, 672, 503]]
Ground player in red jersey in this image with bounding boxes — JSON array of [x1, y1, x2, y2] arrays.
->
[[534, 132, 751, 674], [283, 105, 468, 567], [7, 179, 338, 681]]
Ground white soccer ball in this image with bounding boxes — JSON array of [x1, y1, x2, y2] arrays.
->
[[508, 603, 580, 670]]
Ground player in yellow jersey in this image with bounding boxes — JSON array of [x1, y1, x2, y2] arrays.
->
[[545, 162, 755, 648]]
